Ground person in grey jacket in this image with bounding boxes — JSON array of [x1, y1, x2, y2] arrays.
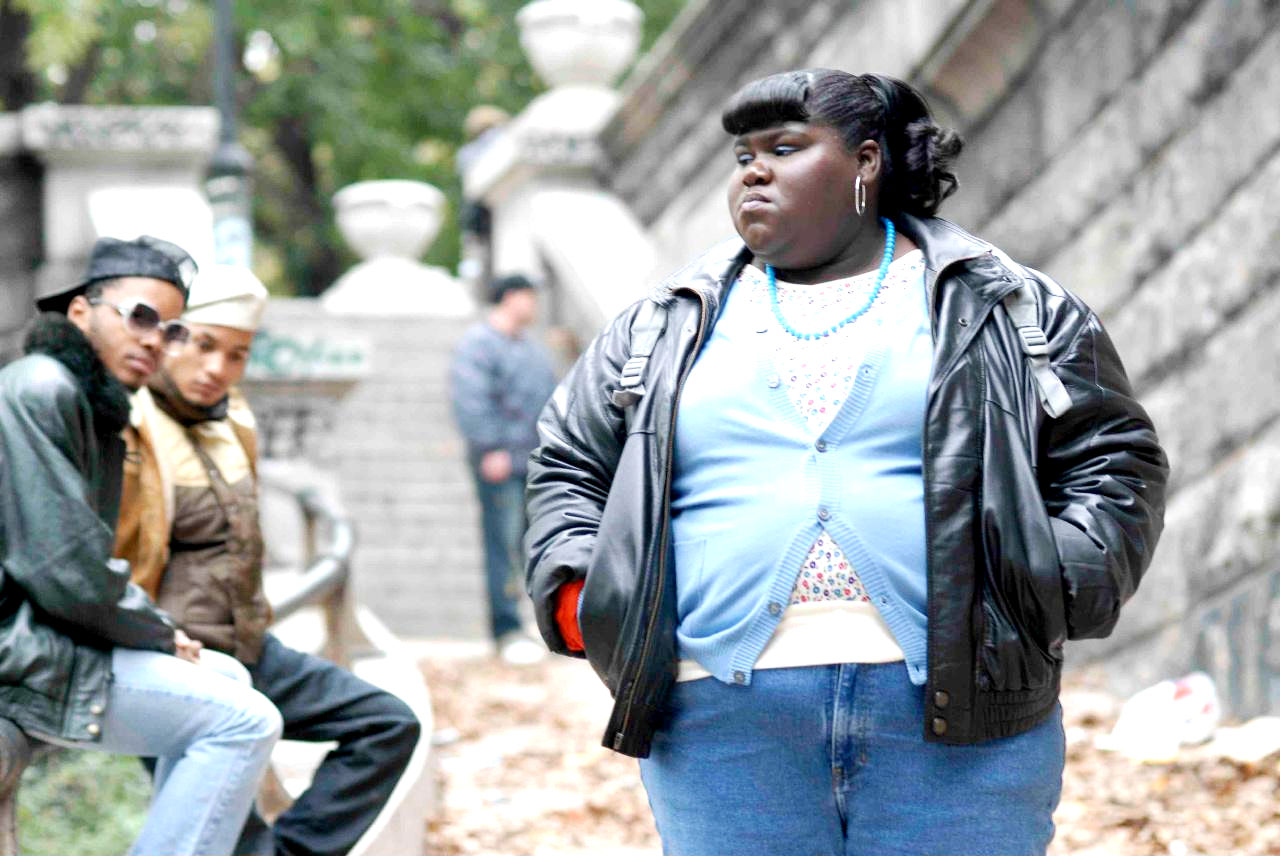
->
[[449, 274, 557, 664], [0, 236, 281, 856]]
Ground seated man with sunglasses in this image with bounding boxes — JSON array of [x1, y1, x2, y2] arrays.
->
[[0, 236, 282, 856]]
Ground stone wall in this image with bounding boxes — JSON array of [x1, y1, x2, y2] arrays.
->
[[602, 0, 1280, 715], [945, 0, 1280, 718], [245, 300, 491, 640], [0, 103, 216, 363]]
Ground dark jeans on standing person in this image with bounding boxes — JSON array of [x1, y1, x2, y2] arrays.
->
[[472, 471, 526, 641], [236, 633, 421, 856]]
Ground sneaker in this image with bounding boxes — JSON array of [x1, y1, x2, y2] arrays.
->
[[499, 634, 546, 666]]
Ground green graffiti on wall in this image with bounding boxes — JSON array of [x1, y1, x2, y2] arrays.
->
[[248, 328, 371, 380]]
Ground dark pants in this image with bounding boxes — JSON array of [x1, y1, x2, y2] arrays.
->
[[472, 472, 526, 641], [239, 633, 421, 856]]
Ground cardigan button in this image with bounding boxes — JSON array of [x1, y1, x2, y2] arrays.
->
[[765, 373, 781, 388], [934, 691, 950, 710], [815, 440, 828, 453], [931, 717, 948, 736], [90, 703, 104, 716], [768, 602, 781, 616], [733, 671, 746, 685], [86, 723, 101, 737], [817, 508, 830, 522]]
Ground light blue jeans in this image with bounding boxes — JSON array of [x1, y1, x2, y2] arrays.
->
[[32, 647, 282, 856], [639, 662, 1064, 856]]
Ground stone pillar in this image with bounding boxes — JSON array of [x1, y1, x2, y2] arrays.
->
[[19, 103, 219, 300], [251, 180, 483, 637], [465, 0, 656, 344]]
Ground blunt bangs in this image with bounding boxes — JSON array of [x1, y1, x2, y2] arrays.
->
[[721, 70, 814, 136]]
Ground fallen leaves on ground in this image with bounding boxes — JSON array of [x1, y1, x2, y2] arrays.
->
[[1052, 682, 1280, 855], [421, 652, 1280, 855], [423, 651, 658, 856]]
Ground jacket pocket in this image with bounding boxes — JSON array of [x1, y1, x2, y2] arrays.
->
[[978, 411, 1067, 691], [979, 586, 1060, 693], [1050, 517, 1120, 640], [981, 498, 1067, 655], [0, 605, 76, 702]]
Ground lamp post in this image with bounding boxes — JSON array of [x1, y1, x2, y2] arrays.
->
[[206, 0, 254, 267]]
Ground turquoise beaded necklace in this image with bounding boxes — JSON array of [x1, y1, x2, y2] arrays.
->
[[766, 216, 896, 340]]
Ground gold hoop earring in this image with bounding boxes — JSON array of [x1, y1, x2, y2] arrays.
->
[[855, 175, 867, 216]]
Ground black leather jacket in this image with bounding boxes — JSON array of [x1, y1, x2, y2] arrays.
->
[[526, 215, 1168, 758], [0, 315, 176, 743]]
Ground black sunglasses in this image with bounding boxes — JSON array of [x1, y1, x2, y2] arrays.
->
[[89, 297, 190, 346]]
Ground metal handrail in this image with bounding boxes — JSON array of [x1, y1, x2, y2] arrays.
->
[[269, 487, 356, 622]]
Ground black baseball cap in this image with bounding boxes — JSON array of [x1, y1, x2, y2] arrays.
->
[[36, 235, 198, 314]]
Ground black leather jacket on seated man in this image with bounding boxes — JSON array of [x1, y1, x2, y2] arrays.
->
[[525, 214, 1169, 758], [0, 314, 176, 744]]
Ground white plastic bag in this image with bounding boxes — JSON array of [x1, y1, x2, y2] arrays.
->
[[1095, 671, 1221, 762]]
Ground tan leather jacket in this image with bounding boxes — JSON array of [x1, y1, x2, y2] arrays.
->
[[116, 387, 272, 663]]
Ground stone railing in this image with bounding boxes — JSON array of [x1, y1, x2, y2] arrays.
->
[[0, 477, 367, 856]]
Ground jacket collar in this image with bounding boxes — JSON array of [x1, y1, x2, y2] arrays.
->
[[652, 237, 751, 308], [24, 312, 131, 433], [656, 215, 1016, 309], [894, 214, 1033, 311], [148, 368, 230, 426]]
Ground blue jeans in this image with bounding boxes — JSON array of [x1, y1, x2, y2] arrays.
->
[[34, 647, 282, 856], [472, 472, 526, 641], [639, 663, 1064, 856]]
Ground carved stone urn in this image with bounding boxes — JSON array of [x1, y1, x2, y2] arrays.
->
[[321, 179, 475, 316], [516, 0, 643, 89]]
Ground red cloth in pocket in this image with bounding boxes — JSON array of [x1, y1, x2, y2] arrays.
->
[[556, 579, 585, 652]]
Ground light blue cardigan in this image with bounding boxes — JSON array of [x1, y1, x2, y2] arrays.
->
[[670, 267, 934, 686]]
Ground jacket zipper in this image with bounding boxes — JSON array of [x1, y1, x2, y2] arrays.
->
[[921, 265, 940, 729], [921, 258, 1022, 730], [614, 288, 709, 750]]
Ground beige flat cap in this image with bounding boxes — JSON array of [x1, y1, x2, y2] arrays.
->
[[182, 264, 269, 332]]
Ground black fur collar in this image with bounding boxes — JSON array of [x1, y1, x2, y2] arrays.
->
[[24, 313, 131, 433]]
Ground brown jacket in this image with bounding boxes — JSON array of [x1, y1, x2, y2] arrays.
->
[[116, 386, 272, 663]]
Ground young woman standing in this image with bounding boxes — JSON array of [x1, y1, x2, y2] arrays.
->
[[525, 69, 1168, 856]]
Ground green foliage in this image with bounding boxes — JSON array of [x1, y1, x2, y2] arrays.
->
[[11, 0, 105, 72], [9, 0, 687, 295], [16, 750, 150, 856]]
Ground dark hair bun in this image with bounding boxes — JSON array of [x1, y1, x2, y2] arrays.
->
[[899, 118, 962, 217]]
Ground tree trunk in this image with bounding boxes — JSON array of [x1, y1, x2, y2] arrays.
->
[[0, 1, 37, 111], [272, 114, 344, 296]]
